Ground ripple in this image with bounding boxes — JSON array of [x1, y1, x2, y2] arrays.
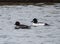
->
[[37, 35, 46, 38], [16, 35, 30, 38], [0, 28, 2, 30], [44, 15, 52, 17], [0, 35, 8, 39], [4, 42, 18, 44], [47, 34, 56, 38]]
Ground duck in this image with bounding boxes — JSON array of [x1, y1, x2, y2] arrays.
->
[[14, 21, 31, 29], [31, 18, 50, 26]]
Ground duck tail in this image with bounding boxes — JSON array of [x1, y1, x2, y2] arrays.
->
[[44, 23, 50, 26]]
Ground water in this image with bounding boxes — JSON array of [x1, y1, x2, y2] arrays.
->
[[0, 4, 60, 44]]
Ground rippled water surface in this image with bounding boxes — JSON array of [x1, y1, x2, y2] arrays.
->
[[0, 3, 60, 44]]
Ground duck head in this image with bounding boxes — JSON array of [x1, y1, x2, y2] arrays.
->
[[32, 18, 38, 23], [15, 21, 20, 26]]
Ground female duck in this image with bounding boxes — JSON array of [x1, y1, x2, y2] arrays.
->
[[15, 21, 30, 29], [31, 18, 49, 26]]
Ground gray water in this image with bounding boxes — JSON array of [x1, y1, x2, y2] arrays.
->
[[0, 4, 60, 44]]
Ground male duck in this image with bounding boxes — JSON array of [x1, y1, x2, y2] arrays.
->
[[15, 21, 30, 29], [31, 18, 49, 26]]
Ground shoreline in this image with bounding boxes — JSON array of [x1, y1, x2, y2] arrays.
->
[[0, 2, 59, 5]]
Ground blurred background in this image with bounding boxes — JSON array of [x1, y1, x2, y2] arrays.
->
[[0, 0, 60, 5]]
